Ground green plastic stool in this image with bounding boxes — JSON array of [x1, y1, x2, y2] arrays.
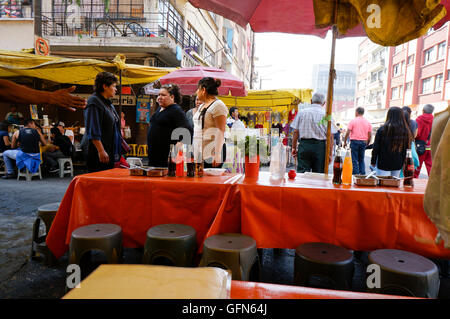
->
[[294, 242, 354, 290], [199, 233, 260, 281], [368, 249, 440, 298], [31, 202, 60, 266], [69, 224, 123, 266], [142, 224, 197, 267]]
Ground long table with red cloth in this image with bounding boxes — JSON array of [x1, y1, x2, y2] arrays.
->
[[47, 169, 450, 259], [240, 172, 450, 259], [46, 169, 241, 259]]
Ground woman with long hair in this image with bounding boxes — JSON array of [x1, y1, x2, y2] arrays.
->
[[193, 77, 228, 168], [371, 107, 412, 177]]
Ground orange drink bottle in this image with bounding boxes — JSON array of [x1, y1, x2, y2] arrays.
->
[[341, 149, 353, 185]]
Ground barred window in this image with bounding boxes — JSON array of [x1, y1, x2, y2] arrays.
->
[[187, 24, 202, 55], [204, 45, 215, 66], [159, 0, 184, 44]]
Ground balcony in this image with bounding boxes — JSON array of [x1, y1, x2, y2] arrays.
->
[[368, 58, 385, 72], [40, 10, 203, 66]]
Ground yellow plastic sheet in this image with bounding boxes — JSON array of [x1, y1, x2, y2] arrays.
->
[[313, 0, 447, 46], [0, 50, 175, 85], [219, 89, 312, 109]]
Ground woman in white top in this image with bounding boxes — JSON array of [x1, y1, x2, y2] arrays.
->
[[193, 77, 228, 168]]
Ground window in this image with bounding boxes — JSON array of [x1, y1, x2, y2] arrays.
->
[[401, 61, 405, 74], [394, 45, 403, 54], [109, 0, 144, 18], [424, 46, 436, 64], [204, 45, 215, 66], [159, 0, 184, 43], [187, 24, 203, 54], [438, 42, 446, 59], [405, 82, 413, 91], [447, 69, 450, 81], [407, 55, 415, 65], [391, 87, 399, 99], [435, 74, 443, 91], [359, 62, 367, 74], [393, 63, 400, 76], [422, 77, 433, 93]]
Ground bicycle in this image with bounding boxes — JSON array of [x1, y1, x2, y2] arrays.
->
[[95, 15, 145, 37]]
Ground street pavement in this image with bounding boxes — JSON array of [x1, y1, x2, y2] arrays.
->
[[0, 163, 448, 299]]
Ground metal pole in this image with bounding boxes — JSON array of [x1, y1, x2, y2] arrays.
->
[[119, 69, 122, 130], [250, 31, 255, 89], [34, 0, 42, 37], [324, 25, 338, 175]]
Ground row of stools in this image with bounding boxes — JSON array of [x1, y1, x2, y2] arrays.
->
[[31, 203, 441, 298]]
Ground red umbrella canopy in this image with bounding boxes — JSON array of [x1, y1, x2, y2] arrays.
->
[[158, 66, 247, 96], [189, 0, 450, 46]]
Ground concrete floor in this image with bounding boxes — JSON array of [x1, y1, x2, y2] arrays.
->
[[0, 165, 448, 299]]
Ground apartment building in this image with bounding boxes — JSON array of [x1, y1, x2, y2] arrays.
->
[[385, 22, 449, 116], [311, 64, 357, 123], [354, 38, 389, 124], [0, 0, 253, 86]]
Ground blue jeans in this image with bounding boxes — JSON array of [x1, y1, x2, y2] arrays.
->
[[376, 168, 401, 177], [350, 140, 367, 175], [2, 149, 19, 174]]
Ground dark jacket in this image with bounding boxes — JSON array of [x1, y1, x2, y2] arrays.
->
[[53, 135, 73, 157], [147, 104, 192, 167], [371, 125, 407, 171], [84, 93, 121, 172]]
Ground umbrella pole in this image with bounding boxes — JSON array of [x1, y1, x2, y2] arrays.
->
[[324, 25, 338, 175], [119, 69, 122, 131]]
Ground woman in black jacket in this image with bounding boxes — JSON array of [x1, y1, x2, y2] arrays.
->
[[147, 84, 192, 167], [371, 107, 412, 177]]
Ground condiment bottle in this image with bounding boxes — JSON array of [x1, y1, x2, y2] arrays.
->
[[341, 149, 353, 186]]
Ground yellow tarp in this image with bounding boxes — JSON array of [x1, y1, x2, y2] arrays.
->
[[0, 50, 175, 85], [313, 0, 447, 46], [219, 89, 312, 109]]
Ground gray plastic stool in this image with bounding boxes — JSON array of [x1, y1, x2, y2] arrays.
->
[[142, 224, 197, 267], [69, 224, 123, 266], [294, 242, 354, 290], [31, 202, 60, 266], [199, 233, 260, 281], [368, 249, 440, 298]]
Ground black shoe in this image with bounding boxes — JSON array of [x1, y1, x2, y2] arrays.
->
[[2, 173, 16, 179]]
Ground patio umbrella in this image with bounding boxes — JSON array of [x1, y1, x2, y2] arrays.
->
[[188, 0, 450, 173], [158, 65, 247, 97]]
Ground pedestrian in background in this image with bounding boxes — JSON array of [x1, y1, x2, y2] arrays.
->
[[371, 107, 412, 177], [344, 107, 372, 175], [291, 92, 336, 173], [414, 104, 434, 178], [186, 95, 201, 128]]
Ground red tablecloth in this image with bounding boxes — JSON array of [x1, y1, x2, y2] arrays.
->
[[240, 172, 450, 259], [230, 281, 416, 299], [46, 169, 241, 259]]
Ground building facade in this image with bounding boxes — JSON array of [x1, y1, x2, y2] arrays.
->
[[0, 0, 253, 87], [385, 22, 449, 116], [311, 64, 357, 122], [354, 38, 389, 125]]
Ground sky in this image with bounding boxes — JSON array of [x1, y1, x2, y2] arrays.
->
[[254, 32, 366, 90]]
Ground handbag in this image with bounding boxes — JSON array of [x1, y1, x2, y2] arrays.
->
[[415, 139, 426, 156]]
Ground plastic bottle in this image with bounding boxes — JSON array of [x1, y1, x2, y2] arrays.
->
[[341, 149, 353, 185], [176, 144, 184, 177]]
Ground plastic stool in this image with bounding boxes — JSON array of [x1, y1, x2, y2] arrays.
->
[[368, 249, 440, 298], [31, 202, 60, 266], [69, 224, 123, 266], [142, 224, 196, 267], [294, 242, 354, 290], [17, 166, 42, 181], [199, 233, 260, 281], [57, 158, 73, 178]]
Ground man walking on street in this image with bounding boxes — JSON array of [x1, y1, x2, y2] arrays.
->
[[414, 104, 434, 178], [344, 107, 372, 175], [291, 92, 336, 173]]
